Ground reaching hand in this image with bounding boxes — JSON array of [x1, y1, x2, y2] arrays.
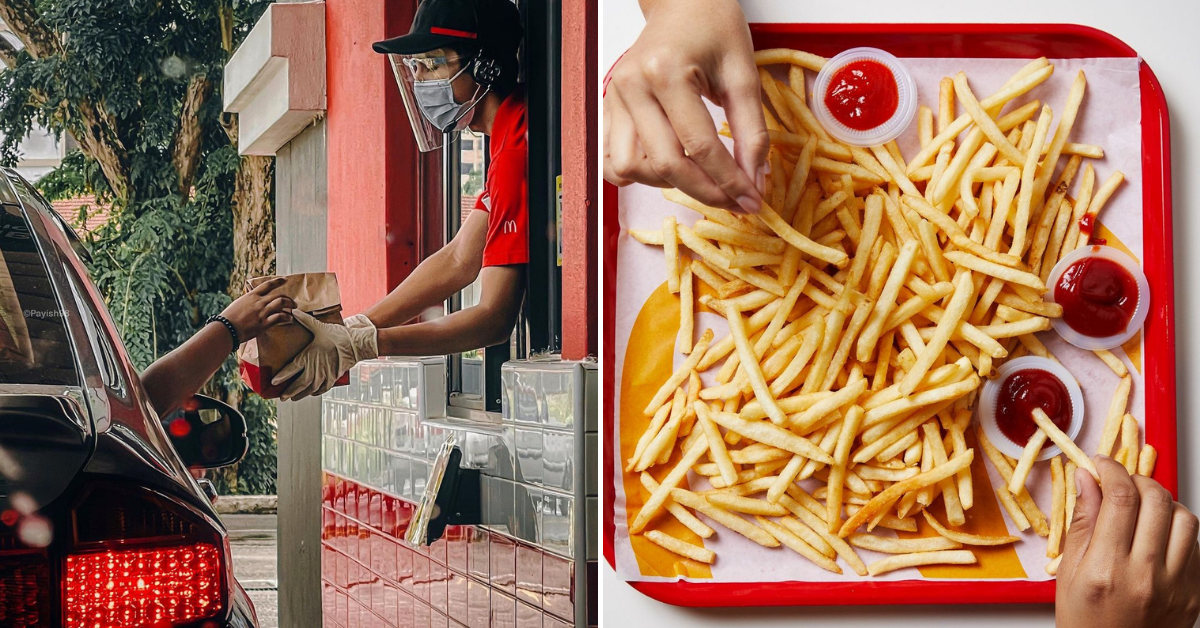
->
[[1056, 455, 1200, 628], [271, 310, 379, 401], [220, 276, 294, 345], [603, 0, 767, 213]]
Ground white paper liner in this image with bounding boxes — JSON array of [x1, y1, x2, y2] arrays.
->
[[613, 56, 1144, 584]]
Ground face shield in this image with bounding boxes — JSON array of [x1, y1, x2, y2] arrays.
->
[[387, 52, 484, 152]]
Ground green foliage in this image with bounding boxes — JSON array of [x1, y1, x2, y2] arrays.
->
[[0, 0, 278, 494]]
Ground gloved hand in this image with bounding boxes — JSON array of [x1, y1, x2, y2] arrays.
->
[[343, 313, 374, 329], [272, 310, 379, 400]]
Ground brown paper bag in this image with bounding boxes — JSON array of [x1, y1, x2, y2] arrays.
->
[[237, 272, 349, 399]]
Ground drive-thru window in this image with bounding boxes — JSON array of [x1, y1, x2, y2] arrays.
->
[[222, 1, 597, 626]]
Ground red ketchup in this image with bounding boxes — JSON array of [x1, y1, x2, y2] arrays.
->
[[1054, 254, 1138, 338], [995, 369, 1073, 447], [1079, 214, 1106, 246], [824, 60, 899, 131]]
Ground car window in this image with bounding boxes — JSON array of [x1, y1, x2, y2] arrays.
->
[[7, 171, 92, 263], [61, 261, 127, 398], [0, 203, 78, 386]]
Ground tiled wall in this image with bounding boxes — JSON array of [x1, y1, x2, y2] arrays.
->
[[321, 358, 596, 628]]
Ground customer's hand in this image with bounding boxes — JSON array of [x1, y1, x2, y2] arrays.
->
[[1056, 455, 1200, 628], [604, 0, 766, 213], [220, 276, 294, 344], [272, 310, 378, 400]]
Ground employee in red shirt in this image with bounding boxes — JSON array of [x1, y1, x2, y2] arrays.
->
[[273, 0, 528, 400]]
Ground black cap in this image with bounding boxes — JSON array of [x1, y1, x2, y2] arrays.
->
[[372, 0, 522, 57]]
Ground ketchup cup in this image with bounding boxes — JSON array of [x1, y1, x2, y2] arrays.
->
[[811, 47, 918, 147], [978, 356, 1085, 462], [1045, 244, 1149, 351]]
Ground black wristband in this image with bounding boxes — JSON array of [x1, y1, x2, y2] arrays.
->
[[206, 314, 240, 353]]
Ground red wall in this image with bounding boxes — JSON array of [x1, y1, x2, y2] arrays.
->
[[560, 0, 599, 361], [326, 0, 430, 316]]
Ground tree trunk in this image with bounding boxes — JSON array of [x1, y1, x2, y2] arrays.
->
[[216, 113, 275, 412]]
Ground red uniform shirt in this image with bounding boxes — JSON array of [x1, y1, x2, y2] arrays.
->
[[475, 87, 529, 267]]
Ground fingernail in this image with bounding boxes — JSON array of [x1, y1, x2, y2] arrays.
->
[[755, 165, 767, 195], [737, 194, 761, 213]]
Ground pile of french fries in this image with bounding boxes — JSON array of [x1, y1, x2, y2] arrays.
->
[[625, 50, 1158, 578]]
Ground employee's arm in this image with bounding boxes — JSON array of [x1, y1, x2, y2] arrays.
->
[[363, 210, 489, 327], [376, 264, 525, 356]]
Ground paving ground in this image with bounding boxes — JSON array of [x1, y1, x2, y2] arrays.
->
[[224, 513, 279, 628]]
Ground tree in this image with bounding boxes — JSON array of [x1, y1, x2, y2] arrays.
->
[[0, 0, 279, 493]]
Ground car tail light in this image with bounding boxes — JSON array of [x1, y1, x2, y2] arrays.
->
[[63, 481, 228, 627], [64, 542, 221, 628], [0, 550, 51, 628]]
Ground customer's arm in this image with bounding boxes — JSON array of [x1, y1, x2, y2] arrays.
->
[[142, 277, 293, 415], [362, 210, 489, 327]]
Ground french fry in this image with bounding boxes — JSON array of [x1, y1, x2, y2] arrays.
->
[[1093, 349, 1128, 378], [721, 303, 788, 425], [678, 262, 694, 353], [1008, 429, 1048, 496], [645, 530, 716, 564], [1031, 408, 1097, 480], [640, 473, 715, 539], [849, 533, 962, 554], [663, 215, 680, 293], [1138, 444, 1157, 477], [669, 487, 780, 548], [630, 434, 711, 534], [901, 272, 975, 395], [867, 549, 977, 576], [1121, 414, 1140, 475], [921, 511, 1020, 545], [839, 451, 974, 537], [1048, 456, 1066, 558], [756, 516, 842, 574], [781, 489, 869, 576], [1098, 375, 1132, 457], [754, 48, 828, 72], [706, 493, 788, 516], [704, 405, 834, 464]]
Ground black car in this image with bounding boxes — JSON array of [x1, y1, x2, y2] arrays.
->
[[0, 168, 258, 627]]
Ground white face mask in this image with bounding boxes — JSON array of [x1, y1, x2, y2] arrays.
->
[[412, 63, 477, 133]]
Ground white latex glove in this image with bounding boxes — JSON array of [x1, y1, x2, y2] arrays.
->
[[272, 310, 378, 401], [343, 313, 374, 329]]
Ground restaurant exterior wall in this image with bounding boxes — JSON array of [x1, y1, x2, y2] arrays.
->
[[232, 0, 599, 625], [319, 358, 597, 627]]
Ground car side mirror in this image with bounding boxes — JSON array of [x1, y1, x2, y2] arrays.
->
[[161, 394, 249, 469]]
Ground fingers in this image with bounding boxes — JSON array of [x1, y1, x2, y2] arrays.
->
[[616, 75, 743, 210], [290, 309, 319, 331], [1165, 502, 1200, 576], [1088, 455, 1141, 557], [655, 73, 763, 212], [604, 89, 667, 188], [271, 360, 303, 387], [1130, 474, 1176, 565], [718, 64, 769, 197], [251, 276, 287, 295], [265, 296, 295, 315], [1061, 465, 1102, 575], [280, 370, 312, 400], [264, 312, 292, 327]]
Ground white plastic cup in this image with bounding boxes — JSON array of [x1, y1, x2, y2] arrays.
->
[[1044, 245, 1150, 351], [810, 47, 918, 147], [977, 356, 1085, 462]]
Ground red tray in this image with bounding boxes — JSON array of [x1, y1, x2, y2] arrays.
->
[[603, 22, 1176, 607]]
